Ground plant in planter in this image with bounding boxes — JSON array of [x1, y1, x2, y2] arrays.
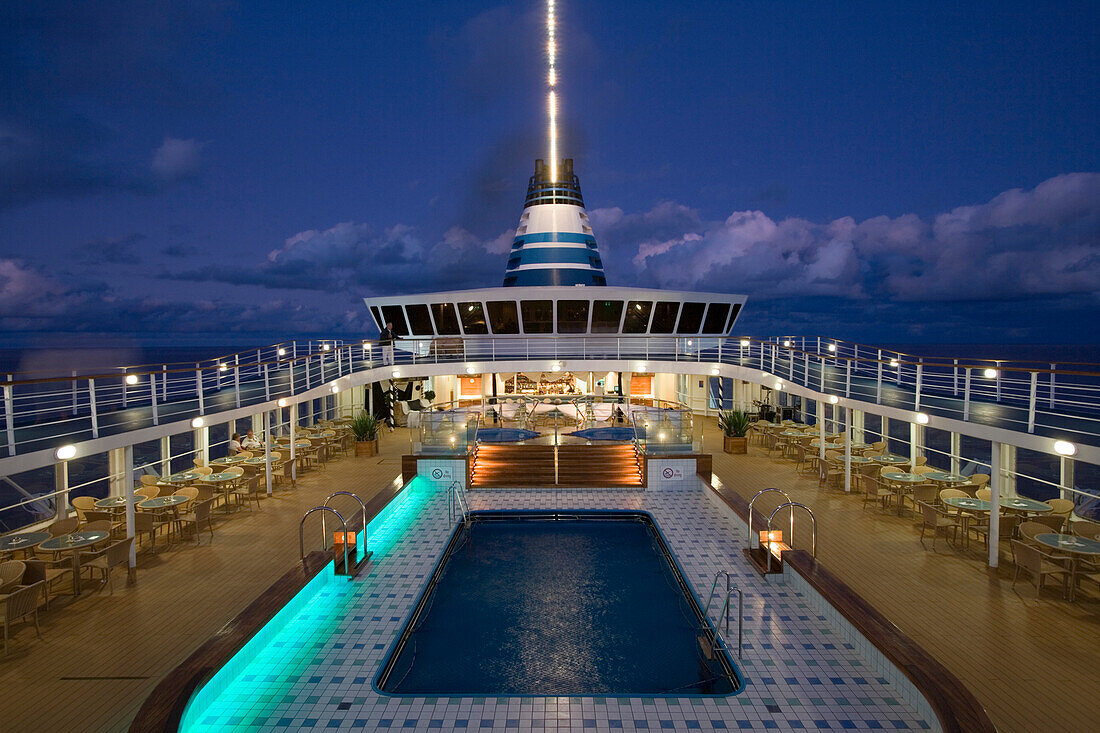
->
[[718, 409, 751, 454], [351, 411, 381, 457], [423, 389, 436, 404]]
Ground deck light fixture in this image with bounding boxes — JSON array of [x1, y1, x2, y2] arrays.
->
[[277, 398, 289, 407], [278, 348, 286, 356], [916, 413, 930, 424], [55, 444, 76, 460], [191, 417, 204, 428], [711, 367, 720, 376], [465, 365, 476, 374], [551, 361, 563, 372], [774, 380, 783, 391], [740, 339, 750, 347], [331, 384, 340, 394], [322, 344, 331, 351], [125, 374, 138, 385], [391, 370, 401, 378], [1054, 440, 1077, 456], [828, 395, 839, 404], [783, 340, 791, 347], [637, 362, 646, 371], [827, 343, 837, 352], [219, 364, 228, 372], [983, 368, 998, 378], [658, 432, 666, 440], [890, 359, 899, 367]]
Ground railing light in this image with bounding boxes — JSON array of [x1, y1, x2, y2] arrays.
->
[[827, 343, 836, 352], [219, 364, 228, 372], [739, 339, 750, 347], [331, 384, 340, 394], [983, 368, 998, 378], [55, 444, 77, 460], [191, 417, 204, 428], [277, 398, 289, 408], [124, 374, 138, 385], [774, 381, 783, 391], [1054, 440, 1077, 456], [828, 395, 839, 404], [278, 348, 286, 356], [711, 367, 720, 376], [686, 340, 692, 346], [889, 359, 899, 367], [637, 362, 646, 371], [782, 340, 791, 347], [916, 412, 929, 424], [551, 362, 562, 372], [322, 344, 331, 351]]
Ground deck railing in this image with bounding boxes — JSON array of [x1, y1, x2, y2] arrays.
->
[[3, 335, 1100, 462]]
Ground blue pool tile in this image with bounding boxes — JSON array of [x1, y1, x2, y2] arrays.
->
[[710, 722, 727, 729]]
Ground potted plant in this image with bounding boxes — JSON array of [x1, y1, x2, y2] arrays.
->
[[351, 411, 380, 457], [423, 389, 436, 405], [719, 409, 751, 454]]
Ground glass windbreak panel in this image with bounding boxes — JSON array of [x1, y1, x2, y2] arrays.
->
[[520, 300, 554, 333], [381, 305, 410, 336], [676, 302, 705, 334], [923, 427, 952, 470], [405, 304, 435, 335], [458, 302, 488, 334], [556, 300, 590, 333], [650, 302, 680, 333], [415, 410, 478, 455], [1016, 447, 1060, 501], [623, 301, 652, 333], [431, 303, 462, 335], [487, 301, 520, 334], [170, 432, 195, 474], [591, 300, 624, 333], [632, 407, 695, 454], [701, 303, 730, 333]]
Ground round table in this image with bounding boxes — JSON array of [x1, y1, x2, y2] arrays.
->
[[162, 471, 202, 484], [200, 472, 237, 514], [874, 455, 910, 465], [1001, 496, 1052, 513], [95, 496, 129, 509], [883, 472, 927, 484], [1035, 533, 1100, 556], [0, 531, 50, 553], [848, 455, 879, 464], [243, 457, 269, 465], [943, 496, 988, 512], [139, 495, 189, 510], [39, 531, 111, 593], [209, 455, 248, 467], [924, 472, 968, 484]]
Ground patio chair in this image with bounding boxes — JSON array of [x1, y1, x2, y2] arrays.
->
[[48, 518, 79, 537], [970, 473, 990, 487], [173, 487, 199, 511], [1045, 498, 1074, 517], [1030, 514, 1066, 533], [1071, 521, 1100, 541], [79, 537, 135, 594], [975, 487, 991, 501], [1, 583, 43, 654], [192, 457, 206, 468], [180, 499, 216, 544], [193, 466, 213, 476], [907, 483, 939, 515], [913, 465, 937, 475], [139, 475, 160, 488], [20, 559, 73, 610], [0, 561, 25, 595], [918, 500, 961, 550], [1010, 539, 1072, 600], [135, 486, 159, 501], [71, 496, 97, 523], [970, 513, 1022, 554], [862, 467, 895, 511], [133, 511, 171, 553], [231, 475, 264, 512]]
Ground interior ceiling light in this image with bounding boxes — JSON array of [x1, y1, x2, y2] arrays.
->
[[277, 398, 289, 407]]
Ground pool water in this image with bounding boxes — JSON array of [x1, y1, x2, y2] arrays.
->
[[377, 512, 739, 696], [568, 426, 636, 441], [476, 427, 540, 442]]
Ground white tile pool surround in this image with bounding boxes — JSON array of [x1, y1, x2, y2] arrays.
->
[[184, 480, 936, 732]]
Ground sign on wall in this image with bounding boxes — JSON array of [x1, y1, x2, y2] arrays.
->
[[661, 466, 684, 480], [428, 466, 454, 482]]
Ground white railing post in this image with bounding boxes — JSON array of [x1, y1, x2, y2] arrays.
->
[[71, 370, 78, 416], [1027, 371, 1038, 433], [88, 378, 99, 438], [914, 362, 923, 411], [195, 366, 205, 415], [264, 409, 273, 496], [305, 354, 312, 390], [995, 364, 1002, 402], [953, 359, 959, 396], [234, 354, 241, 408], [122, 373, 128, 408], [988, 441, 1001, 568], [845, 358, 851, 397], [264, 363, 271, 402], [4, 382, 15, 456], [876, 350, 883, 404], [162, 364, 168, 402], [843, 406, 852, 493], [1049, 363, 1056, 409], [150, 372, 159, 426], [963, 368, 972, 421]]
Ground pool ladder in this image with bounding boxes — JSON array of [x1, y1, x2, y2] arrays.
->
[[701, 570, 744, 659], [448, 480, 471, 529]]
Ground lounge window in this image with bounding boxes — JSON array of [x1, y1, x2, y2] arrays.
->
[[487, 301, 520, 334], [369, 306, 384, 332], [623, 301, 652, 333], [650, 302, 680, 333], [701, 303, 731, 334], [591, 300, 624, 333], [405, 304, 434, 336], [556, 300, 590, 333], [676, 302, 705, 334], [725, 303, 742, 332], [521, 300, 554, 333], [430, 303, 461, 335], [458, 302, 488, 334], [381, 305, 410, 336]]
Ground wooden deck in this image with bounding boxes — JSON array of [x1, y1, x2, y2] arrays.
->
[[1, 422, 1097, 732]]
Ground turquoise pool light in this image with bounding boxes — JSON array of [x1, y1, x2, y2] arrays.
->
[[179, 477, 433, 731]]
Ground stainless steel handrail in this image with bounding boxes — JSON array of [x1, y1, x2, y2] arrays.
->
[[765, 501, 817, 573], [324, 491, 369, 561], [702, 570, 744, 658], [299, 505, 351, 580], [746, 488, 792, 552]]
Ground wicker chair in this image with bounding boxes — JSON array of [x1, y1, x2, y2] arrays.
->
[[1010, 540, 1071, 600], [71, 496, 97, 523], [975, 487, 991, 501], [1030, 513, 1066, 533], [1045, 498, 1074, 517], [173, 487, 199, 512], [78, 537, 135, 594], [135, 486, 159, 501], [48, 518, 79, 537], [139, 475, 160, 488], [918, 501, 961, 550], [970, 473, 990, 487], [907, 483, 939, 515], [1071, 521, 1100, 540], [862, 467, 895, 511], [193, 466, 213, 476], [0, 561, 24, 595], [231, 475, 263, 512], [179, 499, 216, 544], [970, 513, 1022, 554], [19, 559, 72, 610], [133, 511, 171, 553], [1, 583, 43, 654]]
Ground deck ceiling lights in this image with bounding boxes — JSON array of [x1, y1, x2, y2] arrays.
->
[[278, 348, 286, 356], [711, 367, 720, 375], [774, 380, 784, 391], [331, 384, 340, 394], [828, 395, 839, 404], [637, 362, 646, 371], [391, 370, 401, 378], [658, 432, 666, 440], [1054, 440, 1077, 456], [124, 374, 138, 385], [55, 444, 77, 461], [782, 340, 791, 347], [983, 368, 998, 378], [916, 413, 930, 424], [219, 364, 228, 371], [191, 417, 205, 428], [277, 398, 289, 407], [827, 343, 837, 352], [740, 339, 751, 347], [322, 344, 331, 351], [551, 362, 563, 372], [889, 359, 899, 367], [465, 366, 476, 374]]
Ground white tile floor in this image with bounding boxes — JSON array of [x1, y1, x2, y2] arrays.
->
[[183, 479, 934, 732]]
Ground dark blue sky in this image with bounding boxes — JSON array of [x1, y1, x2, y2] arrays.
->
[[2, 0, 1098, 347]]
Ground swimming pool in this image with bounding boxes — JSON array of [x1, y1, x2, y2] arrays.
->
[[476, 427, 540, 442], [377, 511, 740, 696]]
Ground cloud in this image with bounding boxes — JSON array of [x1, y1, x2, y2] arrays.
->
[[151, 137, 207, 181], [73, 233, 147, 264], [604, 172, 1100, 303]]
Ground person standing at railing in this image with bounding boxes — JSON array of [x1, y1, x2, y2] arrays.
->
[[379, 322, 396, 366]]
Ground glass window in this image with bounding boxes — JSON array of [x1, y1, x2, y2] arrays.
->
[[405, 304, 434, 336], [520, 300, 553, 333], [369, 306, 384, 331], [650, 302, 680, 333], [676, 302, 705, 334], [725, 303, 742, 332], [701, 303, 731, 333], [458, 302, 488, 334], [380, 305, 409, 336], [623, 301, 652, 333], [487, 301, 520, 334], [430, 303, 461, 335], [556, 300, 590, 333], [591, 300, 624, 333]]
